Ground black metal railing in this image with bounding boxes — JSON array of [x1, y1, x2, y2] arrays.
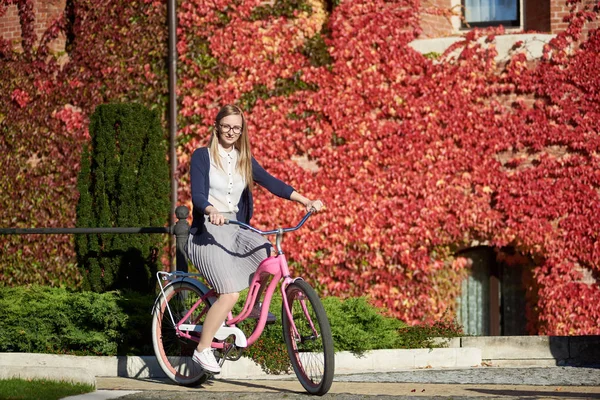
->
[[0, 206, 191, 272]]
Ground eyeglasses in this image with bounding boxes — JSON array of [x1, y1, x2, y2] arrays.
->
[[219, 124, 243, 135]]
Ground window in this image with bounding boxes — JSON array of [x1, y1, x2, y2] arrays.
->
[[463, 0, 520, 28]]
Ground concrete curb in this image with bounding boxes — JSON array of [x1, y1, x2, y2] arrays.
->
[[0, 348, 482, 382], [61, 390, 141, 400]]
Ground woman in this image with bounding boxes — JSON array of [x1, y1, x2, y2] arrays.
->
[[187, 104, 323, 374]]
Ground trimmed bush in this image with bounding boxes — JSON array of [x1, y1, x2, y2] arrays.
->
[[0, 285, 154, 356], [75, 103, 170, 294]]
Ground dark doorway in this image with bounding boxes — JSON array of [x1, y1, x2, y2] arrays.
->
[[457, 246, 528, 336]]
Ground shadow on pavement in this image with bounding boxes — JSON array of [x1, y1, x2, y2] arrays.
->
[[212, 378, 302, 395], [468, 388, 599, 398]]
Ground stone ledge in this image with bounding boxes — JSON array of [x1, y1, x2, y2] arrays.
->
[[409, 33, 555, 63], [440, 336, 600, 367]]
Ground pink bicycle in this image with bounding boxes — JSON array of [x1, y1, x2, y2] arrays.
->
[[151, 211, 335, 395]]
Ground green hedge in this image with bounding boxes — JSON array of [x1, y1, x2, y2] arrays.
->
[[0, 285, 461, 373], [0, 285, 153, 356]]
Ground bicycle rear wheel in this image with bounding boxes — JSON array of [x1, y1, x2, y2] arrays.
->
[[282, 280, 334, 395], [152, 280, 213, 386]]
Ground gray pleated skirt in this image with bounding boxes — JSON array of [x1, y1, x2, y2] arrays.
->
[[186, 212, 272, 294]]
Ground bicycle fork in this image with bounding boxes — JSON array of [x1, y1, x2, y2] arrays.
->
[[281, 278, 320, 343]]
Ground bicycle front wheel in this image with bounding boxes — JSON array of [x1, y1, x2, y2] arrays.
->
[[282, 280, 334, 395], [152, 280, 212, 386]]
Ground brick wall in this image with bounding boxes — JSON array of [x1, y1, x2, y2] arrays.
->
[[550, 0, 600, 34], [0, 0, 66, 52], [0, 4, 22, 44], [550, 0, 571, 32], [419, 0, 456, 38]]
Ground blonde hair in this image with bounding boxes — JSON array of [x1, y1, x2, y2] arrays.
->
[[208, 104, 254, 189]]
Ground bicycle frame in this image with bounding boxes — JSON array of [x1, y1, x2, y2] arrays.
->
[[233, 252, 313, 347], [155, 212, 318, 350]]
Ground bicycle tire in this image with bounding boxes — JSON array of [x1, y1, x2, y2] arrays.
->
[[282, 280, 335, 395], [152, 280, 212, 386]]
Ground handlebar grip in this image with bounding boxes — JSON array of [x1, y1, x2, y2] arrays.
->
[[224, 219, 230, 225]]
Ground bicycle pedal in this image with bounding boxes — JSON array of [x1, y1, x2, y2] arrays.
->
[[226, 349, 244, 361]]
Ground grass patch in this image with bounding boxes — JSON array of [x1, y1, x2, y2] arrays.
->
[[0, 378, 94, 400]]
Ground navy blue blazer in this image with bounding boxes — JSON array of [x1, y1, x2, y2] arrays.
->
[[190, 147, 295, 232]]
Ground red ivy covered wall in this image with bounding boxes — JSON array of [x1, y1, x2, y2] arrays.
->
[[1, 0, 599, 335], [0, 0, 168, 287], [175, 0, 600, 334]]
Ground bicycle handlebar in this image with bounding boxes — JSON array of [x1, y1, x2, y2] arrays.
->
[[224, 211, 313, 235]]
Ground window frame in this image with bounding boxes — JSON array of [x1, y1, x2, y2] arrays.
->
[[460, 0, 522, 29]]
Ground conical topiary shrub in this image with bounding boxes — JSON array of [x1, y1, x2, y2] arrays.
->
[[76, 103, 170, 293]]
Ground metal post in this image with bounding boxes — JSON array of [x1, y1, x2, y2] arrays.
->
[[167, 0, 178, 271], [173, 206, 190, 272]]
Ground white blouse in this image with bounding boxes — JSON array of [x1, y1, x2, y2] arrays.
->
[[208, 145, 246, 213]]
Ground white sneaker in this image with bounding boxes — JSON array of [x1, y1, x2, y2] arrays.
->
[[248, 302, 276, 323], [192, 348, 221, 374]]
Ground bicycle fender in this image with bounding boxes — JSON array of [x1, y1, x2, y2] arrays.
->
[[282, 277, 304, 291], [151, 277, 217, 315]]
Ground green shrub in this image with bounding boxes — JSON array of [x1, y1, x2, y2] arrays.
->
[[322, 296, 408, 354], [233, 290, 461, 373], [76, 103, 170, 294], [0, 285, 153, 356], [397, 319, 463, 349], [114, 290, 155, 356]]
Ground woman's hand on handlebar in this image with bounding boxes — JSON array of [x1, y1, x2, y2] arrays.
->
[[206, 206, 226, 226], [290, 191, 324, 214], [305, 199, 324, 213]]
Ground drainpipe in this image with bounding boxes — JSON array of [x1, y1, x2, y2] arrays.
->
[[168, 0, 178, 271]]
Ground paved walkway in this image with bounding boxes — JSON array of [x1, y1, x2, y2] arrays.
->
[[63, 367, 600, 400]]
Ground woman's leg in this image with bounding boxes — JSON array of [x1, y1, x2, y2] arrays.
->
[[197, 292, 240, 351]]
